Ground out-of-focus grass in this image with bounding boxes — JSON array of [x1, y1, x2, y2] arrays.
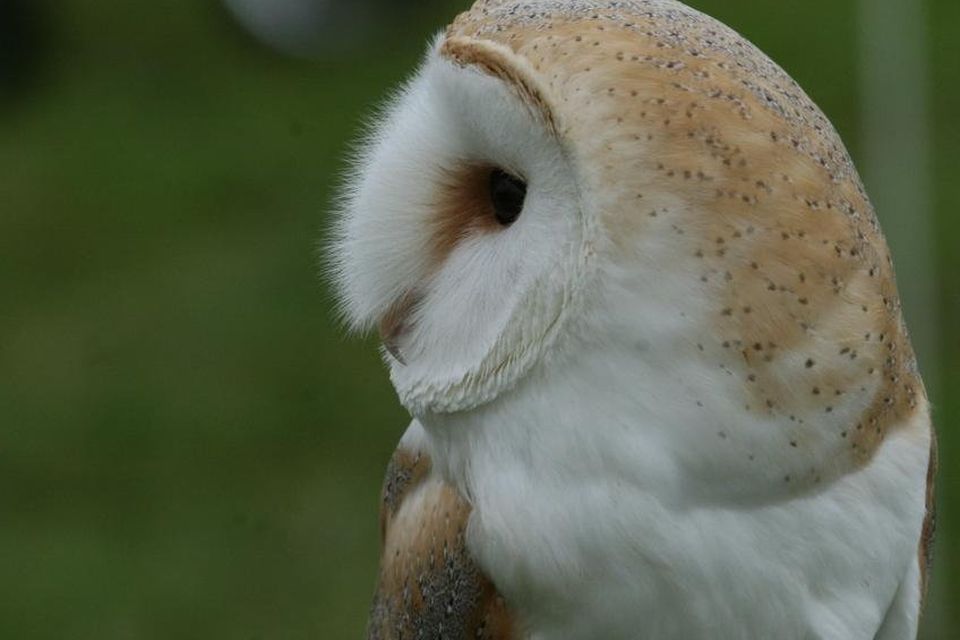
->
[[0, 1, 955, 638], [0, 3, 428, 637]]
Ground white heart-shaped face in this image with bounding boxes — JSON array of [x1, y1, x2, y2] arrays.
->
[[330, 37, 587, 415]]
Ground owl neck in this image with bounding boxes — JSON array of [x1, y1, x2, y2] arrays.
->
[[419, 335, 690, 508], [416, 307, 846, 524]]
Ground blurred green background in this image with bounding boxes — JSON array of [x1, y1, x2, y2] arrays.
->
[[0, 0, 955, 638]]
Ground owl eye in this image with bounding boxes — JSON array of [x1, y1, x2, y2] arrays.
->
[[489, 168, 526, 226]]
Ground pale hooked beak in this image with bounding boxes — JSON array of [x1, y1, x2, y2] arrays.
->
[[378, 291, 420, 366]]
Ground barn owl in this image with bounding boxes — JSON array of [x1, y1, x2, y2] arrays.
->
[[330, 0, 937, 638]]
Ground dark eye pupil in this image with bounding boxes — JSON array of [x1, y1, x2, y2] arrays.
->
[[489, 168, 526, 226]]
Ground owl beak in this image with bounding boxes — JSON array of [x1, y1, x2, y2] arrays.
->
[[379, 291, 420, 366]]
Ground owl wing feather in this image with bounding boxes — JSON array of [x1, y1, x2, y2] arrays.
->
[[366, 422, 515, 640]]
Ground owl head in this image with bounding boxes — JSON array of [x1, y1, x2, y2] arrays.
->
[[330, 0, 922, 467]]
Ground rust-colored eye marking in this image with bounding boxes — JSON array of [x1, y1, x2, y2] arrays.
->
[[431, 164, 524, 267]]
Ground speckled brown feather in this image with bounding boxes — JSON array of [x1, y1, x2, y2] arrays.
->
[[367, 441, 515, 640], [443, 0, 931, 486]]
